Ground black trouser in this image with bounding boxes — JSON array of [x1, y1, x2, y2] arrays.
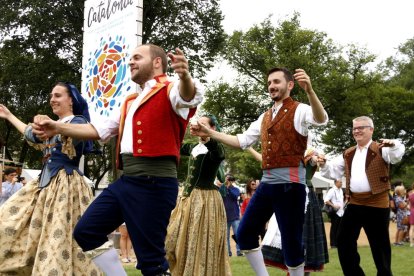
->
[[329, 213, 341, 247], [337, 204, 392, 276]]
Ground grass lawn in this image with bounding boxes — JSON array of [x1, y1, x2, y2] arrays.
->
[[124, 244, 414, 275]]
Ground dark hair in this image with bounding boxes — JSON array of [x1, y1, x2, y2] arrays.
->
[[202, 114, 221, 132], [4, 168, 17, 176], [54, 82, 91, 120], [226, 174, 235, 182], [266, 67, 294, 82], [54, 81, 93, 154], [246, 178, 256, 196], [145, 44, 168, 73]]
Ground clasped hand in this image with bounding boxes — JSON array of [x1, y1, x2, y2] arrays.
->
[[379, 139, 394, 148], [189, 120, 210, 140], [32, 115, 56, 140]]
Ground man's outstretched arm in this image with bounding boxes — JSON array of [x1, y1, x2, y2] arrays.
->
[[33, 116, 100, 140], [190, 121, 241, 148]]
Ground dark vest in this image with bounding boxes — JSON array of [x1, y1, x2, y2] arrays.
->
[[260, 97, 307, 169], [343, 141, 390, 195]]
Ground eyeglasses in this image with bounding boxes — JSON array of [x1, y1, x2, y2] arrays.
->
[[352, 126, 371, 132]]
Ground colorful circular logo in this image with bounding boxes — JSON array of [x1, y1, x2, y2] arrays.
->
[[84, 36, 132, 117]]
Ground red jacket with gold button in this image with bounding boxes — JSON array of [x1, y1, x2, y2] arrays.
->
[[115, 75, 196, 169]]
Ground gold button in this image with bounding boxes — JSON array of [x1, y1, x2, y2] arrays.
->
[[137, 139, 142, 144], [136, 121, 142, 125], [137, 130, 142, 135], [268, 141, 271, 144], [137, 149, 142, 153]]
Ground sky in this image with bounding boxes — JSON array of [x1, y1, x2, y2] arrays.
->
[[208, 0, 414, 82]]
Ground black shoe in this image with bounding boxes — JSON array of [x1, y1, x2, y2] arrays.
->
[[228, 252, 232, 257], [237, 251, 244, 256]]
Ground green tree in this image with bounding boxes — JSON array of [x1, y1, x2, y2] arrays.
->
[[0, 0, 224, 185], [203, 14, 410, 178], [0, 0, 93, 169], [384, 37, 414, 90], [143, 0, 225, 78], [378, 38, 414, 176]]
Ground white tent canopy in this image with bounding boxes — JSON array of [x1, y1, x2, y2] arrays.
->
[[21, 169, 41, 181], [311, 171, 334, 189], [311, 171, 345, 189]]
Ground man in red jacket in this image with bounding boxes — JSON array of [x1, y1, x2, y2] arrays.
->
[[34, 44, 204, 276]]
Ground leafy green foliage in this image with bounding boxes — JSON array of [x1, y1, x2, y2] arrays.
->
[[143, 0, 225, 79], [203, 81, 268, 133], [0, 0, 83, 168], [0, 0, 224, 182], [203, 14, 413, 178]]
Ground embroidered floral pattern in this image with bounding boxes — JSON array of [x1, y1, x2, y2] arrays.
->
[[0, 171, 99, 275]]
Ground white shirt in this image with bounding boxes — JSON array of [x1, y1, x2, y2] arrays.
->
[[320, 140, 405, 193], [324, 186, 344, 217], [1, 181, 23, 204], [236, 102, 328, 149], [91, 77, 204, 153]]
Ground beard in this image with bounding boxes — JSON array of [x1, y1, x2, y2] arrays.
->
[[269, 85, 288, 102], [131, 62, 153, 86]]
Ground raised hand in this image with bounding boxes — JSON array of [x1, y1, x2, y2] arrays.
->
[[0, 104, 12, 119], [293, 69, 313, 94], [167, 48, 191, 81]]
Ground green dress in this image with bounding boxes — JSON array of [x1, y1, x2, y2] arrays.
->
[[166, 139, 232, 276]]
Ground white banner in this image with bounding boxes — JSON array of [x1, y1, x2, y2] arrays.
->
[[81, 0, 142, 121]]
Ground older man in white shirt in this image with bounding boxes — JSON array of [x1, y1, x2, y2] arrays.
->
[[318, 116, 405, 276]]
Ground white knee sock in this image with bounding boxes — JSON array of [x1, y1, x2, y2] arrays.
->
[[93, 248, 127, 276], [245, 249, 269, 276], [287, 262, 305, 276]]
